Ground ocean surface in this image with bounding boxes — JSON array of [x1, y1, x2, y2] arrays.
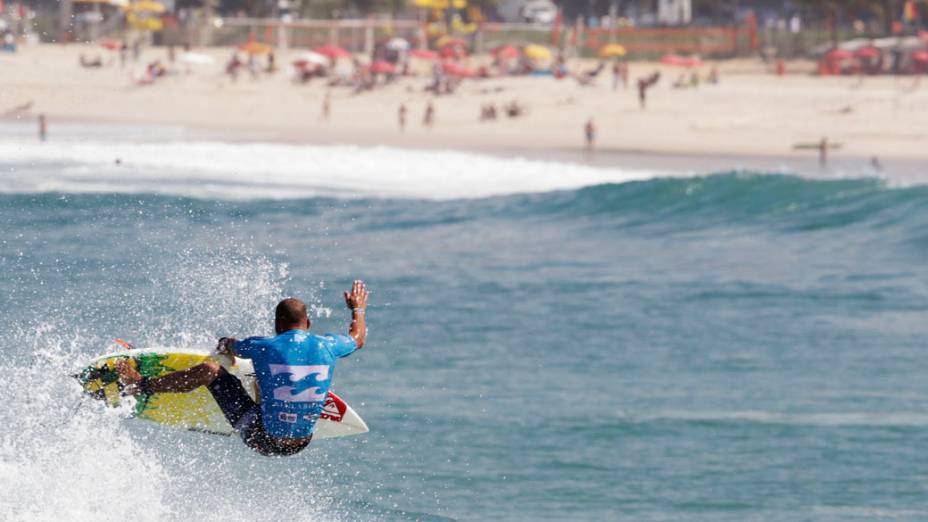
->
[[2, 122, 928, 521]]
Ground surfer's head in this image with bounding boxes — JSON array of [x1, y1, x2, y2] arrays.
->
[[275, 298, 310, 334]]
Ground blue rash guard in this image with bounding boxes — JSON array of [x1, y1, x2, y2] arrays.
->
[[233, 329, 357, 438]]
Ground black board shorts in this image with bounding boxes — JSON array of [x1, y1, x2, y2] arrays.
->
[[206, 367, 311, 457]]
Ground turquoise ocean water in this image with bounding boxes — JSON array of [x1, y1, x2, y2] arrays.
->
[[1, 123, 928, 521]]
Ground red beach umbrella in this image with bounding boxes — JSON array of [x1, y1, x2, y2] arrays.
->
[[854, 46, 880, 59], [492, 45, 519, 60], [441, 61, 474, 77], [826, 48, 854, 60], [912, 50, 928, 63], [314, 44, 351, 59], [100, 38, 121, 51], [409, 49, 438, 60], [370, 60, 396, 74], [660, 54, 702, 68]]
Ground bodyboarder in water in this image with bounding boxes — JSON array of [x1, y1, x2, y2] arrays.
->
[[116, 280, 369, 457]]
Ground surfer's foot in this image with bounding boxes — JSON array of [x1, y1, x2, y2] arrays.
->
[[115, 359, 144, 394]]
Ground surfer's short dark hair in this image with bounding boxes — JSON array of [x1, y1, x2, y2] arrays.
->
[[275, 298, 308, 326]]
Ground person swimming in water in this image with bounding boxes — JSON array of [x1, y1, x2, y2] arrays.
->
[[117, 280, 369, 456]]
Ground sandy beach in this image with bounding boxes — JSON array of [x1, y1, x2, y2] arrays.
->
[[3, 43, 928, 163]]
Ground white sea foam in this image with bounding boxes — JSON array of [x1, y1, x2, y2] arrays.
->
[[0, 252, 345, 522], [0, 135, 665, 200]]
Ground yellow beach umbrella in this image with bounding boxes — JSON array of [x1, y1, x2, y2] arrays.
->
[[125, 0, 166, 13], [239, 41, 272, 55], [523, 44, 552, 60], [413, 0, 466, 9], [599, 44, 627, 58]]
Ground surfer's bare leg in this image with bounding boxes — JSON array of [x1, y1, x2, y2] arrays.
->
[[116, 359, 221, 394]]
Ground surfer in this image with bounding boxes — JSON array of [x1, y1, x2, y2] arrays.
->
[[116, 280, 369, 456]]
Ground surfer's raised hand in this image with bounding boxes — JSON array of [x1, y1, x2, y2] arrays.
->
[[344, 280, 369, 311], [345, 280, 368, 349]]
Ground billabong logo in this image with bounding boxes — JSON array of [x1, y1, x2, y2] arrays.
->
[[268, 364, 330, 402], [278, 412, 298, 423]]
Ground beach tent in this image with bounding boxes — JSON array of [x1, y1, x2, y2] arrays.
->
[[854, 46, 880, 58], [598, 44, 626, 58], [314, 44, 352, 59], [523, 44, 552, 60]]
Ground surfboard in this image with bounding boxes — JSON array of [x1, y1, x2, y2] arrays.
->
[[75, 347, 369, 440]]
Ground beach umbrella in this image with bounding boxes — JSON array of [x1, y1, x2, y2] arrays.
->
[[435, 35, 467, 49], [99, 38, 121, 51], [912, 50, 928, 63], [441, 61, 474, 77], [314, 44, 351, 59], [523, 44, 552, 60], [179, 52, 214, 65], [75, 0, 129, 5], [660, 54, 702, 67], [370, 60, 397, 74], [492, 45, 519, 60], [854, 46, 880, 58], [386, 37, 410, 52], [239, 41, 272, 56], [409, 49, 438, 60], [825, 48, 854, 60], [125, 1, 166, 13], [293, 51, 328, 67], [598, 43, 627, 58]]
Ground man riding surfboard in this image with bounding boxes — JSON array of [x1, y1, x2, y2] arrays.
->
[[117, 280, 369, 456]]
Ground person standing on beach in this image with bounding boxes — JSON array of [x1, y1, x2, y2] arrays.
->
[[584, 118, 596, 150], [322, 92, 331, 120], [38, 114, 46, 142], [398, 103, 407, 132], [818, 137, 829, 167], [611, 62, 621, 91], [423, 101, 434, 128]]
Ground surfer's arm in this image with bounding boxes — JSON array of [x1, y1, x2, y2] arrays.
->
[[344, 280, 368, 349]]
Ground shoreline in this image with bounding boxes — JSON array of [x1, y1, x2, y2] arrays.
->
[[8, 114, 921, 182], [3, 43, 927, 181]]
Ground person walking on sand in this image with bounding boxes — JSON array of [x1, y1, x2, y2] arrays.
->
[[322, 91, 331, 120], [398, 103, 407, 132], [117, 281, 370, 457], [637, 72, 660, 110], [423, 101, 434, 128], [611, 62, 621, 91]]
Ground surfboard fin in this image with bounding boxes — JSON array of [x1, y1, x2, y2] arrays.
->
[[114, 338, 135, 350]]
